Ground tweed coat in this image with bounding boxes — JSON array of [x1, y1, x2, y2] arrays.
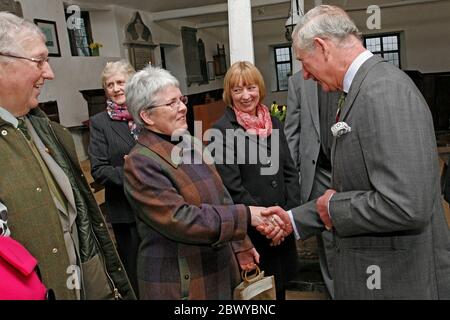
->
[[211, 107, 301, 296], [0, 108, 135, 300], [292, 56, 450, 299], [124, 128, 252, 300]]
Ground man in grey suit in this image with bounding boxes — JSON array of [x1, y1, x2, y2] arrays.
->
[[264, 5, 450, 299], [284, 72, 339, 298]]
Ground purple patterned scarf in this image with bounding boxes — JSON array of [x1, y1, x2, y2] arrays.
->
[[106, 100, 140, 140]]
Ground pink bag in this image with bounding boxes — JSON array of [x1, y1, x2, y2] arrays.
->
[[0, 236, 47, 300]]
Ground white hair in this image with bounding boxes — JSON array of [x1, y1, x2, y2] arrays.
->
[[292, 5, 361, 52], [101, 60, 136, 88], [125, 65, 179, 125], [0, 12, 45, 61]]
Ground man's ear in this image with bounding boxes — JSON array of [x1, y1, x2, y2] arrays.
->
[[313, 37, 330, 60], [140, 110, 154, 127]]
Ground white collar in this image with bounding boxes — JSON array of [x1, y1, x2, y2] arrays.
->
[[0, 107, 19, 128], [343, 50, 373, 94]]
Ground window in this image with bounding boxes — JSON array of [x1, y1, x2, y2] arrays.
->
[[65, 10, 93, 56], [364, 33, 401, 68], [274, 46, 292, 91]]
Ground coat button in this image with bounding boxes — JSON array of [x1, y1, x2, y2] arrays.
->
[[118, 267, 122, 271], [36, 187, 42, 192], [52, 248, 58, 254], [271, 180, 278, 188], [184, 274, 190, 280], [1, 130, 7, 136], [44, 147, 50, 154], [312, 160, 316, 165], [99, 223, 104, 227]]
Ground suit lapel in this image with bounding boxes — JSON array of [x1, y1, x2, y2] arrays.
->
[[331, 56, 384, 169]]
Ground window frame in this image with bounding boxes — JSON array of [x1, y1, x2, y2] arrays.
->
[[363, 32, 401, 68], [273, 45, 292, 92]]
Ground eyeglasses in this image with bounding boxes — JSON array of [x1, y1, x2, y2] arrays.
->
[[0, 52, 49, 69], [151, 96, 188, 111]]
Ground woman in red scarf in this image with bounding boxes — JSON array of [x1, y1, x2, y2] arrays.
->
[[88, 60, 140, 296], [211, 61, 301, 300]]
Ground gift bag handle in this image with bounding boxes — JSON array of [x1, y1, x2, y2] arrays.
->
[[241, 265, 263, 284]]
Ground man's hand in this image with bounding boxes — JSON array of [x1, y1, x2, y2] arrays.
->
[[316, 189, 336, 230], [235, 247, 260, 272], [249, 206, 285, 245], [259, 206, 293, 245]]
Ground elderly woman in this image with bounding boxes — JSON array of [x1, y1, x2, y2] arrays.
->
[[88, 60, 140, 295], [211, 61, 301, 300], [123, 65, 283, 300]]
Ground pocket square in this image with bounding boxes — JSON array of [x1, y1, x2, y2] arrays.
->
[[331, 121, 352, 137]]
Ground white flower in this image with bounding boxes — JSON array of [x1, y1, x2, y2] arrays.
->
[[331, 121, 352, 137]]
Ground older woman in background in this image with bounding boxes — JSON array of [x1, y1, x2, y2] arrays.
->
[[88, 60, 140, 295], [123, 65, 285, 300], [211, 61, 301, 300]]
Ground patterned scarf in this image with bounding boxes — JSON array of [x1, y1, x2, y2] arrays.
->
[[106, 99, 140, 140], [233, 103, 273, 138]]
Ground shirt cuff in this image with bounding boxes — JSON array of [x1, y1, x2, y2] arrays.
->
[[327, 193, 334, 221], [287, 210, 300, 240]]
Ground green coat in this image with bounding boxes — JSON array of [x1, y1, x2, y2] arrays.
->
[[0, 108, 135, 300]]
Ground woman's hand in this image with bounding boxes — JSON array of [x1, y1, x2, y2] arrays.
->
[[235, 247, 260, 272]]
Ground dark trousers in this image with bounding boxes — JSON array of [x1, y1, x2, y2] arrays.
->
[[112, 222, 140, 298]]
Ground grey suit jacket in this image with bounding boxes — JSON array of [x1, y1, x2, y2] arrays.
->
[[295, 56, 450, 299], [285, 72, 320, 203], [285, 72, 339, 298]]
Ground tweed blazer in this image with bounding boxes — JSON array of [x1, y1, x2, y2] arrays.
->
[[88, 111, 136, 223], [292, 56, 450, 299], [124, 129, 252, 300]]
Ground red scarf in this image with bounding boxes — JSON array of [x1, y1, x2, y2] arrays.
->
[[233, 104, 273, 138]]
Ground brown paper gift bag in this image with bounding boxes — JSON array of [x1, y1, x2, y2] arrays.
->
[[233, 266, 276, 300]]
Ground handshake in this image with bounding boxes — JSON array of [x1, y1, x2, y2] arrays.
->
[[249, 206, 293, 246]]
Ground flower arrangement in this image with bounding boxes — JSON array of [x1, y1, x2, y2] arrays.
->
[[270, 101, 287, 122], [88, 42, 103, 50]]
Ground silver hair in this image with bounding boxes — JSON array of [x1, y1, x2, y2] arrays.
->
[[125, 65, 179, 126], [0, 12, 45, 61], [101, 59, 136, 88], [292, 5, 361, 52]]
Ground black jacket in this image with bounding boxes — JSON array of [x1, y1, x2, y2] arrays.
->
[[88, 111, 136, 223], [211, 106, 301, 290]]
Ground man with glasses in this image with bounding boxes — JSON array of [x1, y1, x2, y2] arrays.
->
[[0, 12, 135, 300]]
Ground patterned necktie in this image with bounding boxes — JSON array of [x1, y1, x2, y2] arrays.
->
[[335, 92, 347, 123], [17, 118, 31, 141]]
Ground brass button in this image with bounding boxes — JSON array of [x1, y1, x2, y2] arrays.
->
[[118, 267, 122, 271], [44, 147, 50, 154], [99, 223, 104, 227], [36, 187, 42, 192], [1, 130, 7, 136], [52, 248, 58, 254]]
